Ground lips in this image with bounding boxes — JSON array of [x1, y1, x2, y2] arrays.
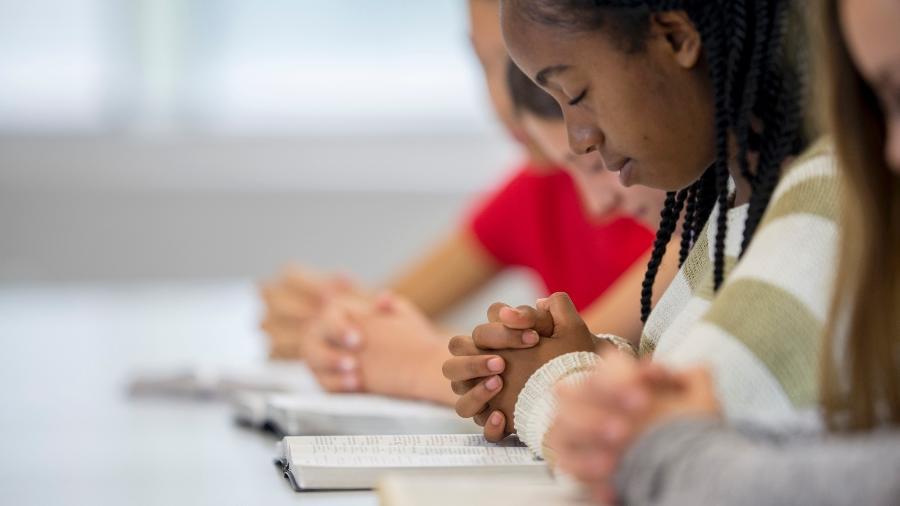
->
[[606, 158, 632, 173], [617, 160, 636, 186], [599, 154, 636, 186]]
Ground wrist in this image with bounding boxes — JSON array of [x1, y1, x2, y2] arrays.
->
[[592, 333, 636, 356], [409, 338, 455, 405], [515, 351, 599, 457]]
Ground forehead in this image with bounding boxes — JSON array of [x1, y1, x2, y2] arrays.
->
[[501, 12, 620, 83], [841, 0, 900, 78]]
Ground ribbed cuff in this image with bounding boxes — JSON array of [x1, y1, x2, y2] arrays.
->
[[514, 351, 599, 458], [593, 333, 637, 356]]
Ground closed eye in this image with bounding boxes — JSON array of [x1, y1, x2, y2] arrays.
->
[[568, 89, 587, 106]]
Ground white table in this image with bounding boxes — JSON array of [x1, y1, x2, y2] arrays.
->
[[0, 281, 378, 506]]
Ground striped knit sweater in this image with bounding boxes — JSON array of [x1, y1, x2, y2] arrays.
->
[[514, 143, 841, 457]]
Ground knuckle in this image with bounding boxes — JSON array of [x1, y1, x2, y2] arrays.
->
[[441, 360, 454, 379], [450, 381, 467, 395], [515, 304, 535, 317], [472, 323, 501, 345], [447, 335, 469, 355], [488, 302, 507, 312]]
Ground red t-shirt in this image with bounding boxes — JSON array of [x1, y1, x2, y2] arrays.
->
[[468, 163, 655, 312]]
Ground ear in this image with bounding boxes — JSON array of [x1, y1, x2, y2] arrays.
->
[[650, 11, 703, 69]]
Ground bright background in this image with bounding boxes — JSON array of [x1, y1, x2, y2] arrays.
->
[[0, 0, 522, 284]]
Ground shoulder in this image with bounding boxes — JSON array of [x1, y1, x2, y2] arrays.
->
[[503, 163, 567, 191], [764, 138, 841, 226]]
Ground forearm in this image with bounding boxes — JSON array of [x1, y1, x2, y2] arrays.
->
[[386, 229, 500, 319], [409, 338, 457, 406], [617, 418, 900, 506]]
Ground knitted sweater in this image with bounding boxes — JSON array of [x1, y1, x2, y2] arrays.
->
[[515, 145, 840, 456]]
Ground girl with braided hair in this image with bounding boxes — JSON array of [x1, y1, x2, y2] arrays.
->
[[443, 0, 842, 454], [546, 0, 900, 503]]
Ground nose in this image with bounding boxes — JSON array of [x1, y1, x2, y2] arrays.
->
[[572, 150, 608, 174], [565, 109, 604, 156]]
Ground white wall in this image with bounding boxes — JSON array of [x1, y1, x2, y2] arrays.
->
[[0, 131, 519, 282]]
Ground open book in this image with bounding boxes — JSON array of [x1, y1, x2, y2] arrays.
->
[[276, 434, 547, 490], [237, 393, 480, 436]]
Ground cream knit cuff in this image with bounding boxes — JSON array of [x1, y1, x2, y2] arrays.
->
[[514, 351, 599, 458], [593, 333, 637, 356]]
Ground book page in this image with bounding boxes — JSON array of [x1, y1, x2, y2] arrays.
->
[[269, 393, 458, 418], [285, 434, 540, 468], [287, 434, 518, 448], [290, 447, 539, 468]]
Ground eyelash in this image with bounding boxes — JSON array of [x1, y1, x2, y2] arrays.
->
[[568, 89, 588, 106]]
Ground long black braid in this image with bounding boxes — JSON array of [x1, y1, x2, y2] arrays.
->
[[510, 0, 809, 323], [639, 189, 687, 322]]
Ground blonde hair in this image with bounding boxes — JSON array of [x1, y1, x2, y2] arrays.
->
[[817, 0, 900, 431]]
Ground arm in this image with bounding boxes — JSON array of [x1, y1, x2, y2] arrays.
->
[[580, 237, 680, 345], [386, 228, 502, 319], [617, 419, 900, 506], [548, 356, 900, 506], [653, 154, 842, 422]]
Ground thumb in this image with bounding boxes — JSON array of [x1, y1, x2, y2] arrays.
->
[[337, 296, 374, 326], [328, 271, 360, 295], [497, 304, 554, 336], [538, 292, 580, 335]]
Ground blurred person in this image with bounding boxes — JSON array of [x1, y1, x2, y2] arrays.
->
[[259, 0, 672, 402]]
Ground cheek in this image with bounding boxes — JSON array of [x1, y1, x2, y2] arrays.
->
[[647, 84, 716, 189], [630, 118, 714, 191], [600, 70, 715, 191]]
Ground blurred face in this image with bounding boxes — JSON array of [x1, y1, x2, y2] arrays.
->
[[501, 4, 717, 191], [841, 0, 900, 173], [521, 112, 665, 228], [468, 0, 525, 143]]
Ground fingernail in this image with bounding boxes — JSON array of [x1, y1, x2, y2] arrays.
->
[[343, 329, 361, 348], [487, 357, 504, 372], [339, 356, 357, 372], [489, 412, 502, 426], [342, 374, 359, 390], [522, 330, 539, 345], [485, 376, 501, 391]]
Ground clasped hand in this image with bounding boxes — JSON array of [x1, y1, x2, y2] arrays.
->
[[260, 266, 445, 397], [442, 292, 596, 441], [549, 353, 721, 504]]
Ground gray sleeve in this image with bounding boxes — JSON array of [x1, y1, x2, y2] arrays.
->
[[615, 418, 900, 506]]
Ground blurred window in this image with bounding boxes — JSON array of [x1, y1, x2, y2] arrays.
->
[[0, 0, 486, 135]]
